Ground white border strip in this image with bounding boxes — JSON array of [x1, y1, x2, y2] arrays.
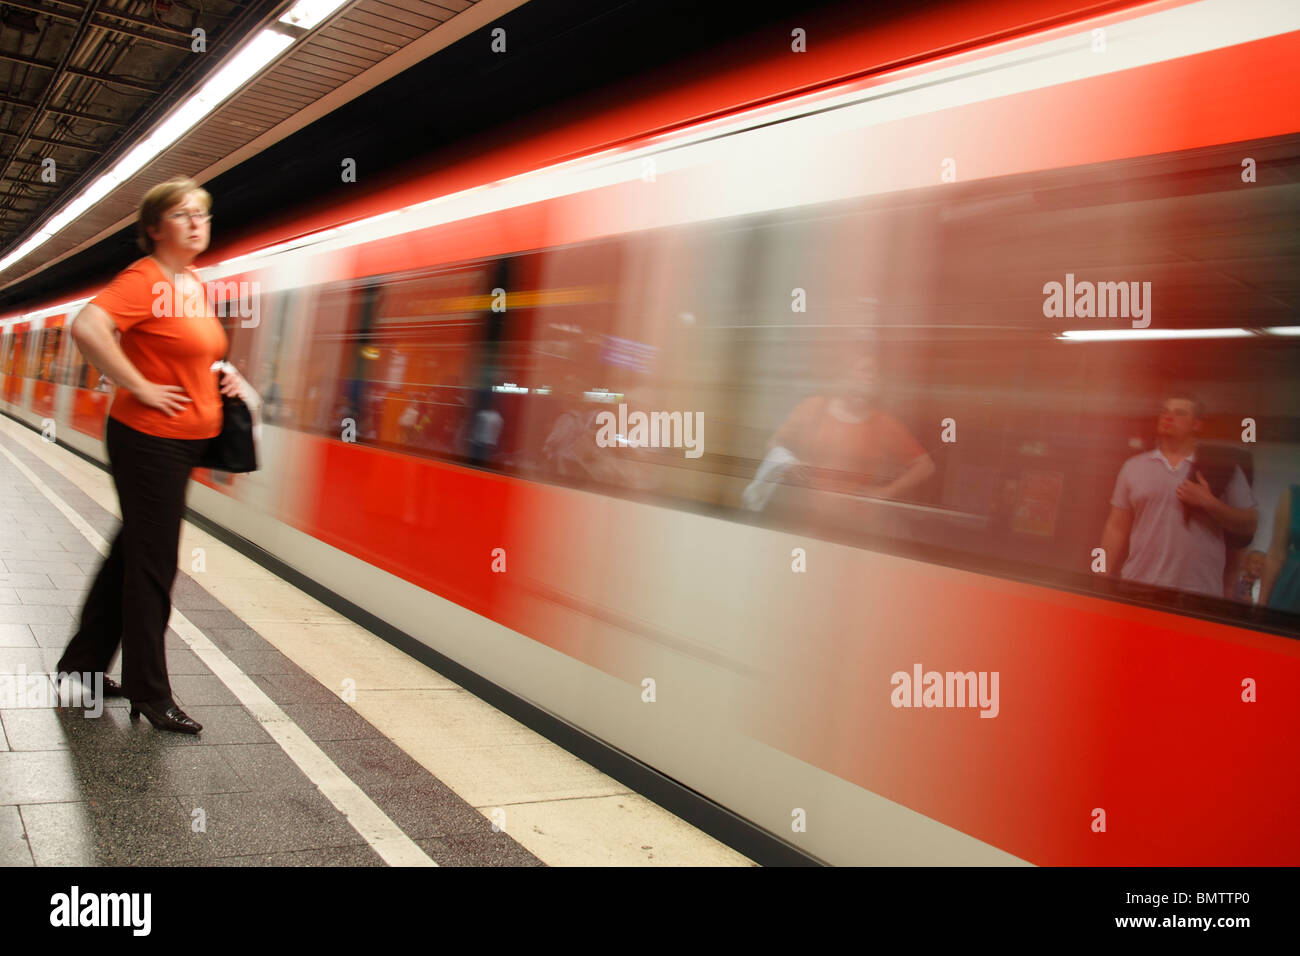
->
[[0, 431, 436, 867]]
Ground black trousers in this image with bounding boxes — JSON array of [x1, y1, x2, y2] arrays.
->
[[57, 416, 211, 707]]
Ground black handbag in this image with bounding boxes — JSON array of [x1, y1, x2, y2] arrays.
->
[[199, 391, 259, 473]]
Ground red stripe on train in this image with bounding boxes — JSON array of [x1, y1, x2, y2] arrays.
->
[[200, 0, 1191, 270], [332, 30, 1300, 282]]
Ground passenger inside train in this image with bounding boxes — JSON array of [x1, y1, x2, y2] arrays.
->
[[744, 348, 936, 535], [1100, 393, 1258, 598]]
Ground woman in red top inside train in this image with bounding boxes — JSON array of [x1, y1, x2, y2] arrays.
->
[[770, 350, 935, 498], [56, 177, 251, 734]]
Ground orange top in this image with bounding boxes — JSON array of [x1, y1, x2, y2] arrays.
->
[[773, 396, 927, 494], [94, 256, 228, 440]]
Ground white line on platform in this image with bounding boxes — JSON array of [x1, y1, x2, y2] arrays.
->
[[0, 431, 437, 867]]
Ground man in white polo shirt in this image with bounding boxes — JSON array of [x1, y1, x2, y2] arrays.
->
[[1100, 394, 1258, 598]]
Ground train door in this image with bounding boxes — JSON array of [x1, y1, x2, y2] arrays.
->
[[2, 321, 29, 405], [0, 328, 10, 404], [30, 315, 65, 420]]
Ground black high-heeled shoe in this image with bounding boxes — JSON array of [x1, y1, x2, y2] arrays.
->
[[129, 700, 202, 734]]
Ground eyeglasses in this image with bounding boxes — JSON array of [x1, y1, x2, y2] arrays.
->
[[165, 210, 211, 223]]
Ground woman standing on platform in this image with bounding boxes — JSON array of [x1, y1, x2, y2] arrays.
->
[[57, 177, 251, 734]]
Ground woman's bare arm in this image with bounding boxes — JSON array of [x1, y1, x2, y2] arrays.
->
[[72, 304, 192, 416]]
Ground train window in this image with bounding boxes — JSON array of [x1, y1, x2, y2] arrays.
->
[[296, 264, 492, 451], [440, 252, 536, 470], [618, 225, 753, 502], [35, 323, 63, 383], [372, 264, 489, 455], [718, 132, 1300, 634], [213, 283, 259, 374], [13, 328, 30, 377], [74, 346, 97, 390], [56, 318, 80, 386], [296, 281, 363, 435], [251, 290, 292, 425], [214, 285, 294, 421], [4, 330, 15, 376], [64, 313, 100, 390], [487, 244, 628, 478], [493, 229, 752, 502], [366, 265, 488, 455], [394, 135, 1294, 637]]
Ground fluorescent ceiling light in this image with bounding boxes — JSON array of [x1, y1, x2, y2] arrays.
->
[[3, 232, 51, 268], [1264, 327, 1300, 335], [279, 0, 350, 30], [1057, 328, 1255, 341], [0, 28, 294, 275], [199, 30, 295, 106]]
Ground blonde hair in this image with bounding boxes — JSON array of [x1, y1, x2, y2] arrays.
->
[[137, 178, 211, 253]]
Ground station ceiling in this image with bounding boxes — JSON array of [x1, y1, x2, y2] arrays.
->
[[0, 0, 510, 291], [0, 0, 864, 310]]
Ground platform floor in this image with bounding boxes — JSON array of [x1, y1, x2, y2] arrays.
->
[[0, 415, 751, 866]]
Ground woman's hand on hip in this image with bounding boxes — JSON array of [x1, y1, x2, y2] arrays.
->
[[132, 381, 192, 416]]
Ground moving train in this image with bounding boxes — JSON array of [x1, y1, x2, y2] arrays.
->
[[3, 0, 1298, 864]]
